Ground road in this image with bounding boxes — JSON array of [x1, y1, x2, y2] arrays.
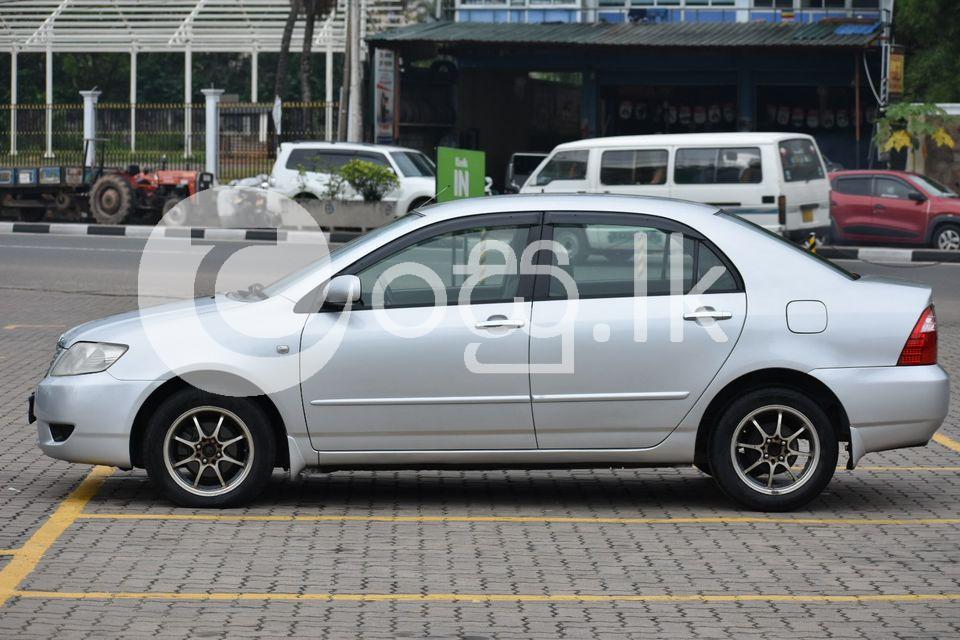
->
[[0, 231, 959, 639]]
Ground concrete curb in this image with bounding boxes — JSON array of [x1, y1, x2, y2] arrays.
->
[[818, 246, 960, 263], [0, 221, 348, 243]]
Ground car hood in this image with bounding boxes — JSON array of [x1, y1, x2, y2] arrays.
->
[[61, 296, 225, 346]]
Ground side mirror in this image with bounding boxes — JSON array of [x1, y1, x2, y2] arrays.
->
[[908, 191, 927, 203], [323, 275, 361, 308]]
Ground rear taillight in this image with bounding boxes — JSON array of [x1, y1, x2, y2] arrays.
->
[[777, 195, 787, 226], [898, 305, 937, 366]]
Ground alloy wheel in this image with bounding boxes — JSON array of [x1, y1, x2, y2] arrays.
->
[[163, 406, 255, 497], [729, 404, 821, 496], [937, 228, 960, 251]]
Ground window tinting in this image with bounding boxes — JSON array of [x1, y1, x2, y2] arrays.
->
[[674, 147, 762, 185], [833, 176, 872, 196], [285, 149, 389, 172], [874, 178, 918, 200], [779, 139, 825, 182], [547, 222, 738, 299], [600, 149, 668, 186], [536, 150, 589, 185], [391, 151, 435, 178], [356, 224, 531, 308]]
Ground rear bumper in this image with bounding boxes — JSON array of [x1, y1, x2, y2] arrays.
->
[[810, 365, 949, 466]]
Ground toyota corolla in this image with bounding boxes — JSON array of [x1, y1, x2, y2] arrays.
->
[[30, 194, 949, 511]]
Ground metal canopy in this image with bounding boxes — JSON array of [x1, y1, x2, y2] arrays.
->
[[0, 0, 406, 53]]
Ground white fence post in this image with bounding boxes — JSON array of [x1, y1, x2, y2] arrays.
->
[[44, 44, 53, 158], [9, 49, 17, 157], [80, 89, 101, 167], [202, 88, 224, 179]]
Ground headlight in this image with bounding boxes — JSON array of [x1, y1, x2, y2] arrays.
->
[[50, 342, 127, 376]]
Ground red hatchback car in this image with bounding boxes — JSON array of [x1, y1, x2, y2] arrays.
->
[[829, 170, 960, 250]]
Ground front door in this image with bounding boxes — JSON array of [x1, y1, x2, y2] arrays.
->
[[531, 149, 591, 194], [529, 212, 746, 449], [300, 214, 540, 451], [871, 176, 927, 242]]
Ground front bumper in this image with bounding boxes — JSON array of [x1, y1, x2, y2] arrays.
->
[[34, 371, 159, 468], [810, 364, 950, 466]]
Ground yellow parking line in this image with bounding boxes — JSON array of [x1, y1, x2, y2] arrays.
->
[[933, 432, 960, 453], [0, 550, 18, 556], [0, 466, 113, 608], [2, 324, 65, 330], [10, 590, 960, 604], [75, 513, 960, 526]]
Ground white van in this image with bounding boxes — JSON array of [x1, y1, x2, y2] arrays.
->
[[520, 133, 831, 239]]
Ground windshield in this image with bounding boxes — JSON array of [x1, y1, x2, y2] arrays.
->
[[718, 211, 859, 280], [910, 174, 958, 198], [261, 214, 425, 296], [391, 151, 436, 178]]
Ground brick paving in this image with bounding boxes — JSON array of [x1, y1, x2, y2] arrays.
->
[[1, 282, 959, 638]]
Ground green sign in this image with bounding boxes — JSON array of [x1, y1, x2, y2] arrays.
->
[[436, 146, 485, 203]]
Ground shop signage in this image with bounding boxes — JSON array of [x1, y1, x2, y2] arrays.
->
[[374, 49, 398, 145], [436, 147, 485, 202]]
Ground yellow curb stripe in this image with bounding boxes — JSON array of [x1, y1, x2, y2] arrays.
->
[[0, 550, 18, 556], [10, 590, 960, 604], [0, 466, 113, 608], [75, 513, 960, 526], [851, 465, 960, 471], [933, 432, 960, 453]]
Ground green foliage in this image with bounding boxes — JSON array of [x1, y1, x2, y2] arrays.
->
[[895, 0, 960, 101], [338, 159, 399, 202], [875, 102, 952, 151]]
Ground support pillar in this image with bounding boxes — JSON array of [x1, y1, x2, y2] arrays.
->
[[45, 44, 53, 158], [9, 49, 17, 156], [737, 67, 755, 132], [253, 49, 267, 143], [580, 70, 597, 138], [202, 88, 224, 179], [184, 48, 193, 157], [80, 89, 101, 167], [130, 49, 137, 153], [325, 41, 333, 141]]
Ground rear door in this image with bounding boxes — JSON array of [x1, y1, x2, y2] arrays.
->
[[777, 138, 831, 233], [529, 212, 746, 449], [671, 146, 774, 228], [597, 147, 671, 198], [830, 175, 876, 240]]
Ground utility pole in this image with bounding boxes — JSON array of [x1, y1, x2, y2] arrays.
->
[[347, 0, 363, 142], [337, 1, 352, 142]]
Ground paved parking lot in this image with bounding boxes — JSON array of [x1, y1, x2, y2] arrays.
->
[[1, 234, 960, 638]]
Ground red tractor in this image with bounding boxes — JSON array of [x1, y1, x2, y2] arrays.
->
[[88, 163, 214, 225], [0, 140, 213, 224]]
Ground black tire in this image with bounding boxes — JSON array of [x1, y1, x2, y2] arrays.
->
[[694, 461, 711, 476], [708, 387, 838, 512], [553, 227, 589, 265], [143, 388, 276, 508], [160, 196, 185, 226], [90, 173, 136, 224], [931, 223, 960, 251], [18, 208, 45, 222]]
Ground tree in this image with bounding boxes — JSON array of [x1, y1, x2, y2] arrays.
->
[[895, 0, 960, 101], [274, 0, 302, 101], [875, 102, 956, 171]]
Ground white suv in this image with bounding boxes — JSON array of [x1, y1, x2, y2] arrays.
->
[[267, 142, 436, 215]]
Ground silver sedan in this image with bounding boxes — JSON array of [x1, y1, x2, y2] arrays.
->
[[31, 194, 949, 511]]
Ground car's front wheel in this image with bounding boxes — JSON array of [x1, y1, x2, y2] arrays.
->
[[708, 388, 838, 511], [143, 388, 275, 507], [933, 223, 960, 251]]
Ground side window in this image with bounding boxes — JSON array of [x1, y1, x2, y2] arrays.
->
[[600, 149, 668, 186], [833, 177, 872, 196], [535, 150, 589, 185], [674, 147, 762, 185], [285, 149, 337, 172], [547, 222, 738, 299], [874, 177, 918, 200], [356, 224, 532, 309]]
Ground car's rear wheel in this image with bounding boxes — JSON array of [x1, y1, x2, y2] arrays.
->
[[708, 388, 837, 511], [143, 388, 275, 507]]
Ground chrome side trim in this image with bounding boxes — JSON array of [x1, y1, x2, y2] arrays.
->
[[309, 395, 530, 407], [532, 391, 689, 403]]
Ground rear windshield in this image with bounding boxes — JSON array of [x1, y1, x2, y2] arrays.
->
[[779, 139, 825, 183], [391, 151, 436, 178], [718, 211, 859, 280], [285, 148, 389, 172]]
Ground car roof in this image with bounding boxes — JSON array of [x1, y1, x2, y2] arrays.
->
[[829, 169, 918, 178], [281, 141, 417, 154], [552, 132, 814, 151], [416, 193, 718, 226]]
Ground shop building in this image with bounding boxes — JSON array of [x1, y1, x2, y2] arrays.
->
[[368, 2, 887, 190]]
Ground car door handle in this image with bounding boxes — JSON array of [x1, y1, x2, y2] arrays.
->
[[874, 203, 886, 210], [476, 315, 525, 329], [683, 308, 733, 321]]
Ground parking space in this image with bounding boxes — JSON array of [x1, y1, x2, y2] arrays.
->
[[2, 246, 960, 638]]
